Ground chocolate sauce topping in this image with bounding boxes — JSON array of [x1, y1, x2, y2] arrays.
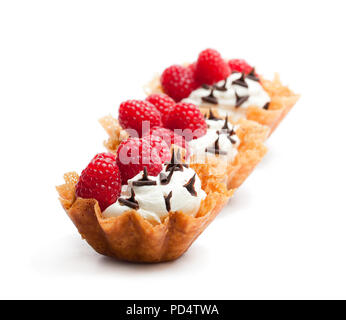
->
[[118, 188, 139, 210], [164, 191, 173, 212], [205, 137, 228, 156], [246, 68, 260, 82], [132, 180, 157, 186], [217, 124, 237, 144], [228, 135, 237, 144], [202, 88, 218, 105], [165, 149, 188, 172], [140, 167, 150, 180], [232, 73, 248, 88], [165, 149, 180, 170], [159, 172, 169, 185], [201, 84, 211, 90], [263, 102, 270, 110], [215, 79, 228, 92], [132, 167, 157, 186], [208, 108, 222, 121], [160, 167, 175, 185], [222, 115, 230, 131], [183, 174, 197, 197], [235, 91, 249, 108], [221, 115, 235, 137], [228, 126, 236, 136]]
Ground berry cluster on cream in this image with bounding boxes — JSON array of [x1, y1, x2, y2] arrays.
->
[[75, 50, 251, 220], [159, 49, 272, 122]]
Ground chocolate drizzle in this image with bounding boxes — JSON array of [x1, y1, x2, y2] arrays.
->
[[201, 84, 211, 90], [263, 102, 270, 110], [227, 135, 237, 145], [202, 88, 218, 105], [228, 126, 236, 137], [164, 191, 173, 211], [160, 172, 169, 185], [183, 174, 197, 197], [235, 90, 249, 108], [205, 137, 228, 156], [118, 188, 139, 210], [232, 73, 248, 88], [215, 79, 227, 92], [246, 68, 260, 82], [165, 149, 188, 172], [160, 167, 175, 185], [221, 115, 230, 131], [217, 115, 236, 141], [207, 108, 222, 121], [132, 167, 157, 186]]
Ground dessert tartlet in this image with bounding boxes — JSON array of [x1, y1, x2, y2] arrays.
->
[[57, 151, 230, 263], [57, 48, 298, 264], [100, 107, 268, 190], [144, 49, 299, 136]]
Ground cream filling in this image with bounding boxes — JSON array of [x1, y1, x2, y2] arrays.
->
[[183, 72, 271, 121], [103, 165, 206, 223], [188, 119, 240, 164]]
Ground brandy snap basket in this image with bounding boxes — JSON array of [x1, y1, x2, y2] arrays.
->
[[57, 171, 231, 263]]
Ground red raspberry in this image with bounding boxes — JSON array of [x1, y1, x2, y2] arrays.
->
[[116, 137, 170, 184], [75, 153, 121, 211], [160, 65, 197, 102], [145, 93, 175, 117], [142, 134, 171, 164], [145, 126, 191, 159], [194, 48, 231, 85], [118, 100, 162, 137], [163, 102, 207, 141], [187, 62, 196, 74], [228, 59, 253, 74]]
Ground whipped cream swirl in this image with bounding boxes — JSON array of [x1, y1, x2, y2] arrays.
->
[[183, 72, 271, 121], [103, 164, 206, 223], [189, 118, 240, 163]]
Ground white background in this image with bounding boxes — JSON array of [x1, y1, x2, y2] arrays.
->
[[0, 0, 345, 300]]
